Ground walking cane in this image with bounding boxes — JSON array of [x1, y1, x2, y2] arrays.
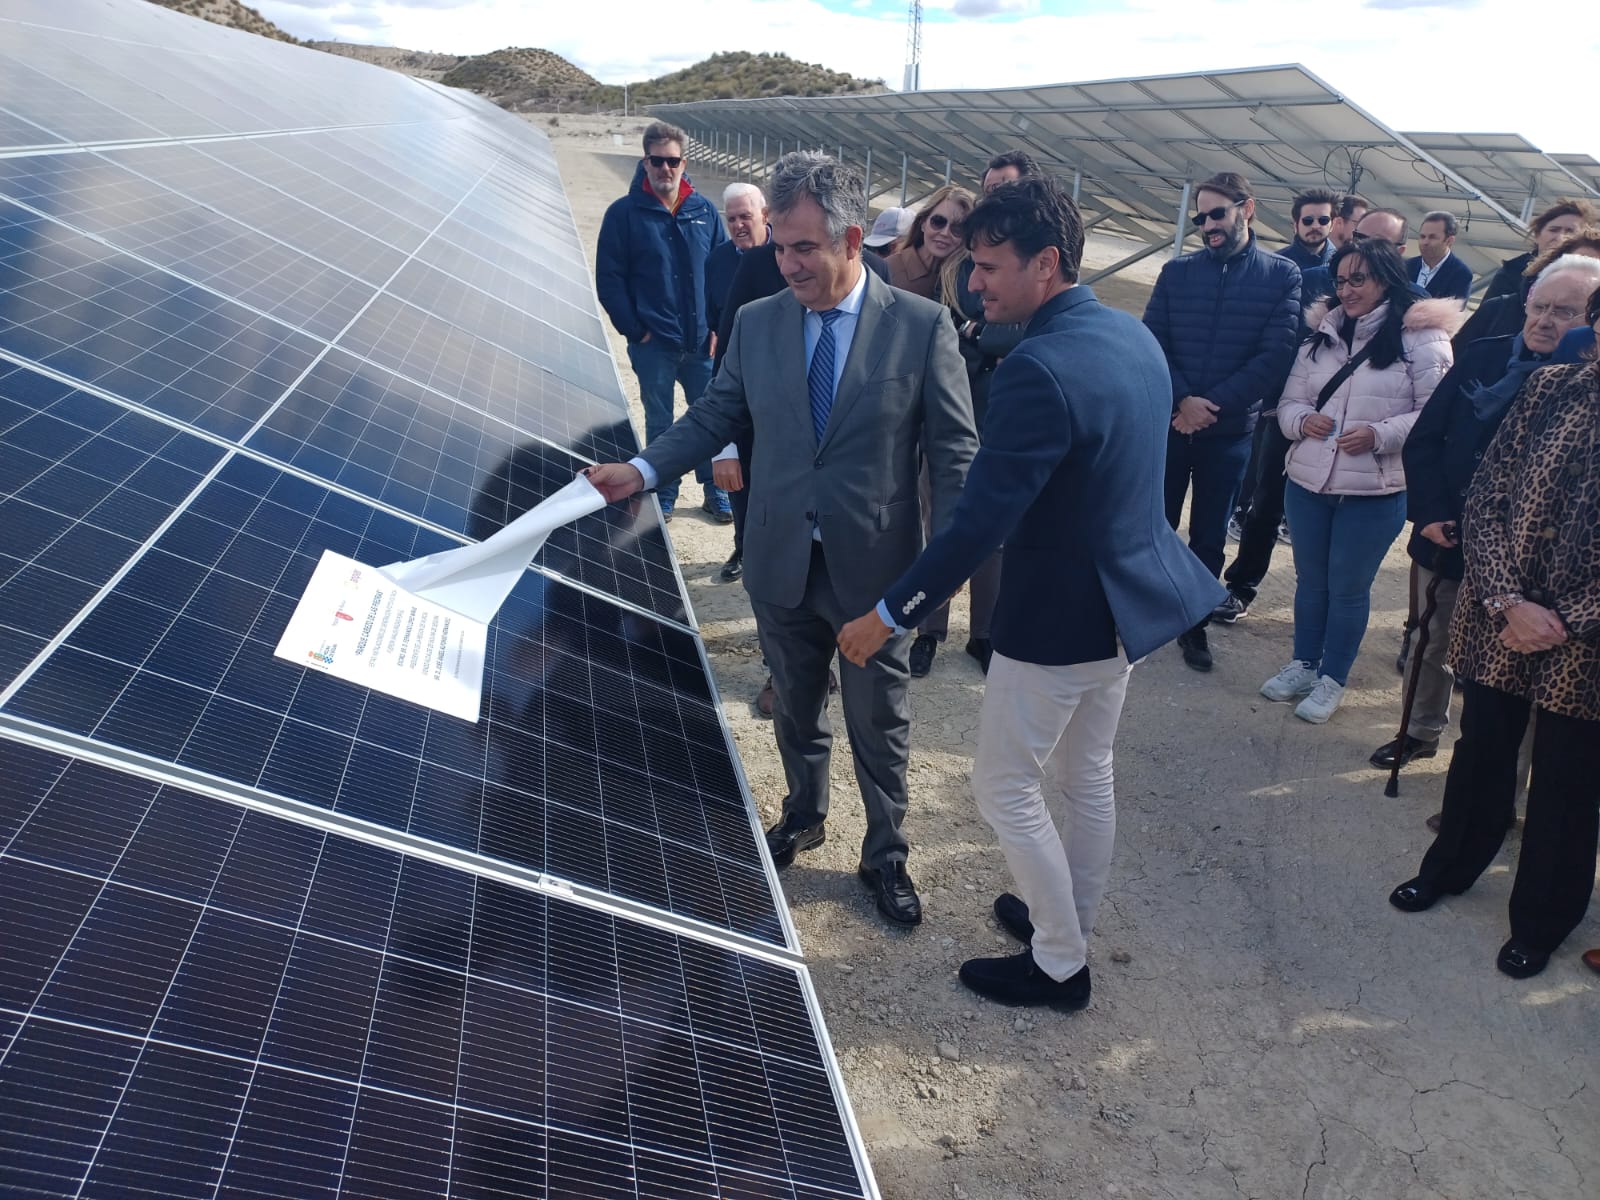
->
[[1396, 559, 1420, 675], [1386, 551, 1445, 798]]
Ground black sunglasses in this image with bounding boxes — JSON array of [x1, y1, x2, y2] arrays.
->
[[1300, 214, 1332, 226], [647, 155, 683, 168], [1190, 204, 1236, 227], [926, 214, 960, 231]]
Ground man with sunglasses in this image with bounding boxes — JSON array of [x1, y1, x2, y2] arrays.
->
[[1144, 172, 1301, 672], [597, 121, 730, 523], [1281, 188, 1339, 270]]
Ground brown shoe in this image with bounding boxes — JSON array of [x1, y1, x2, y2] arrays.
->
[[755, 677, 775, 719], [1583, 948, 1600, 974]]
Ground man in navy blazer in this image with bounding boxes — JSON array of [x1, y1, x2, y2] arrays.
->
[[839, 177, 1224, 1010], [1406, 211, 1473, 303]]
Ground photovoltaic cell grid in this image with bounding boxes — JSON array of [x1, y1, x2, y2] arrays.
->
[[0, 1, 875, 1194], [3, 450, 773, 940], [0, 740, 864, 1200], [0, 362, 226, 690]]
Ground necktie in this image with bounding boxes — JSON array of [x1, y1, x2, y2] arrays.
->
[[808, 308, 845, 444]]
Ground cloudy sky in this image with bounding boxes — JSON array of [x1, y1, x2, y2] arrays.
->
[[256, 0, 1595, 156]]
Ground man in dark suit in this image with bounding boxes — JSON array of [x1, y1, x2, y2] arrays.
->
[[1407, 210, 1472, 303], [588, 152, 978, 928], [838, 177, 1224, 1009]]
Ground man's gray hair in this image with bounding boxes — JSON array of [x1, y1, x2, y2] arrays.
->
[[723, 182, 766, 208], [1533, 252, 1600, 292], [770, 151, 867, 243]]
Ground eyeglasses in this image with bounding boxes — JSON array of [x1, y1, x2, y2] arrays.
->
[[926, 214, 960, 231], [647, 155, 684, 169], [1300, 215, 1332, 226], [1333, 273, 1370, 290], [1190, 204, 1236, 227], [1527, 301, 1582, 322]]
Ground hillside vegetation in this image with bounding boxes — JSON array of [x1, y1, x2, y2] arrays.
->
[[592, 51, 886, 108], [146, 0, 299, 43]]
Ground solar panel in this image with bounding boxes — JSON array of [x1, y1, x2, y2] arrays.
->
[[1401, 132, 1600, 223], [651, 64, 1538, 285], [0, 1, 877, 1194], [0, 739, 865, 1200]]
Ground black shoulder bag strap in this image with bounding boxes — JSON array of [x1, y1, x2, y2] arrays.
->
[[1314, 341, 1377, 411]]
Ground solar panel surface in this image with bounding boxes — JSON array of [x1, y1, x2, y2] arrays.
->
[[0, 741, 864, 1200], [0, 1, 877, 1195]]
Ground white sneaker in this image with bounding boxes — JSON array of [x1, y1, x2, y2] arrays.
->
[[1294, 676, 1346, 724], [1260, 661, 1319, 702]]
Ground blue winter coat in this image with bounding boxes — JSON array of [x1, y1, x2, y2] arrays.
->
[[596, 161, 727, 352], [1142, 234, 1301, 440]]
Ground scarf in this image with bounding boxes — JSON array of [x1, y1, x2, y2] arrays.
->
[[1467, 335, 1550, 422]]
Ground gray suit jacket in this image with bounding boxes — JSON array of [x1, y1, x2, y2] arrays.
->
[[642, 269, 977, 614]]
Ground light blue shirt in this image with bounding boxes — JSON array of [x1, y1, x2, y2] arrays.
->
[[630, 266, 869, 497]]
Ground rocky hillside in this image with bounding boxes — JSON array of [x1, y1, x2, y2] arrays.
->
[[145, 0, 299, 43], [311, 42, 463, 81], [593, 51, 885, 107], [438, 48, 602, 110]]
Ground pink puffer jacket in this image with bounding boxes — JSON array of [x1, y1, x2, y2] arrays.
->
[[1278, 299, 1459, 496]]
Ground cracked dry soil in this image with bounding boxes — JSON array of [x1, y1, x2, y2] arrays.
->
[[549, 118, 1597, 1200]]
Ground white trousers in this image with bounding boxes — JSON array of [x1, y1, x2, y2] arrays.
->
[[972, 650, 1133, 981]]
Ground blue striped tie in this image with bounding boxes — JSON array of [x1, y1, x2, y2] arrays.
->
[[808, 308, 844, 444]]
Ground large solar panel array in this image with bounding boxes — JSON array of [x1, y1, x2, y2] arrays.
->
[[654, 65, 1598, 290], [0, 2, 877, 1196]]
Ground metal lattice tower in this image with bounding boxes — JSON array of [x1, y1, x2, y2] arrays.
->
[[902, 0, 921, 92]]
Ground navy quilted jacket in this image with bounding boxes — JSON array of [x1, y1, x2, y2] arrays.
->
[[1142, 234, 1302, 439]]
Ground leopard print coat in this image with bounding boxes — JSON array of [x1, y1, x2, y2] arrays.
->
[[1450, 361, 1600, 722]]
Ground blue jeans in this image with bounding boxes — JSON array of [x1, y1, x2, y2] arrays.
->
[[1164, 430, 1254, 582], [1282, 482, 1406, 685], [626, 338, 718, 509]]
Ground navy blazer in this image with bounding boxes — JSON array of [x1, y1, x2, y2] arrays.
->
[[882, 287, 1225, 665], [1406, 253, 1473, 302], [1401, 334, 1520, 580]]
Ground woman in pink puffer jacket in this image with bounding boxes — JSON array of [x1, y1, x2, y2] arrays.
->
[[1260, 240, 1459, 723]]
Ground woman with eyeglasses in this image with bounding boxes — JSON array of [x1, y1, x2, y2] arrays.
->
[[1261, 239, 1457, 723], [886, 185, 975, 302], [1390, 281, 1600, 980]]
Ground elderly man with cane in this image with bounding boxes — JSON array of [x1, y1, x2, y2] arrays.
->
[[1373, 255, 1600, 798]]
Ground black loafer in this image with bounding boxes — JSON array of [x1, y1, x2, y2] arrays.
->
[[765, 813, 825, 869], [1388, 876, 1444, 913], [1177, 625, 1212, 672], [719, 552, 743, 582], [1369, 735, 1438, 769], [858, 860, 922, 926], [959, 951, 1090, 1011], [1496, 939, 1550, 979], [909, 635, 938, 678], [993, 892, 1034, 943]]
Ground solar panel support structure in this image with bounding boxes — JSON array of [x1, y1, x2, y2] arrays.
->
[[1172, 181, 1192, 255]]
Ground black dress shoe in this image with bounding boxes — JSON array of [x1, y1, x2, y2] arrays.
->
[[909, 634, 938, 678], [858, 860, 922, 926], [1388, 876, 1444, 913], [719, 552, 743, 582], [959, 951, 1090, 1011], [765, 814, 824, 869], [993, 892, 1034, 943], [1177, 624, 1212, 672], [1496, 939, 1550, 979], [964, 637, 993, 674], [1369, 735, 1439, 769]]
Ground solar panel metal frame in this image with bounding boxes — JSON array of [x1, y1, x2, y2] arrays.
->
[[1400, 130, 1600, 223], [0, 3, 882, 1195], [649, 63, 1540, 285]]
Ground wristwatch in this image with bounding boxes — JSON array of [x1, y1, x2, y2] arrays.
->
[[1482, 591, 1525, 615]]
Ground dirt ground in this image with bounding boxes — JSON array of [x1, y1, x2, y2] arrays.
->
[[540, 114, 1597, 1200]]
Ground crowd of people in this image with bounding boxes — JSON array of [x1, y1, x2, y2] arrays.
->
[[590, 120, 1600, 1002]]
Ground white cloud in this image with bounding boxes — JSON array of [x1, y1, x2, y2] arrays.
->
[[254, 0, 1597, 155]]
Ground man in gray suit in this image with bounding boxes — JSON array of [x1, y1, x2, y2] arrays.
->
[[588, 151, 977, 927]]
